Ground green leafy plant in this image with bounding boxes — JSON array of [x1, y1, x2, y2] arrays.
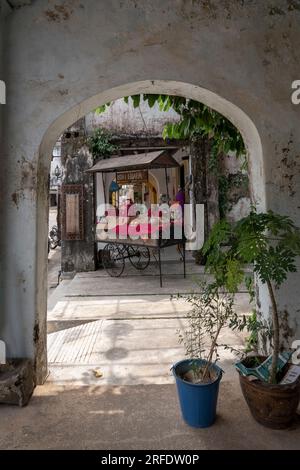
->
[[173, 282, 238, 383], [218, 172, 249, 219], [203, 209, 300, 383], [96, 94, 247, 231], [229, 310, 272, 356], [244, 311, 266, 354], [96, 94, 246, 162], [88, 129, 119, 161]]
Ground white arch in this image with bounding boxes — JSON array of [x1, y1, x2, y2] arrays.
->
[[36, 80, 266, 382], [39, 80, 266, 209]]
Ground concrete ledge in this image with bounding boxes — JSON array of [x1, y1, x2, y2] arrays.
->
[[0, 359, 35, 407]]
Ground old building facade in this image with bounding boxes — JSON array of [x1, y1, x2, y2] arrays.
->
[[0, 1, 299, 384], [57, 98, 250, 275]]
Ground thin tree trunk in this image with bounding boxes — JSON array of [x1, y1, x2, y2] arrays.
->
[[202, 322, 223, 381], [266, 279, 280, 384]]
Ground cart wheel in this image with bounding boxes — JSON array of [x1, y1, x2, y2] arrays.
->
[[128, 246, 150, 270], [102, 244, 125, 277]]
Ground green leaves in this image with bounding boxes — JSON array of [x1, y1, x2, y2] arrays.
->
[[225, 259, 245, 293], [95, 104, 106, 114], [96, 93, 246, 168], [95, 102, 111, 114], [95, 94, 246, 180], [131, 94, 141, 108], [120, 94, 246, 160], [204, 209, 300, 293], [203, 219, 231, 255], [88, 129, 119, 160], [175, 281, 236, 370]]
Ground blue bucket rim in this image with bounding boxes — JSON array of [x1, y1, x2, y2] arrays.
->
[[172, 359, 223, 387]]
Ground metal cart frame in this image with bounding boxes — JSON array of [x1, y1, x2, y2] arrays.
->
[[87, 149, 186, 287], [101, 234, 186, 287]]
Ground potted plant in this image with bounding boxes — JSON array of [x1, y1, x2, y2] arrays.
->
[[172, 283, 237, 428], [203, 209, 300, 429]]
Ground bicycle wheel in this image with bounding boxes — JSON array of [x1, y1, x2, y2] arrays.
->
[[102, 244, 125, 277], [128, 245, 150, 270]]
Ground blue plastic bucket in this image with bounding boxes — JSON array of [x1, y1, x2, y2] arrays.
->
[[172, 359, 223, 428]]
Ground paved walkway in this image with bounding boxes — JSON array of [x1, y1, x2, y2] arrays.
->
[[1, 255, 299, 450], [47, 254, 250, 386], [1, 382, 300, 450]]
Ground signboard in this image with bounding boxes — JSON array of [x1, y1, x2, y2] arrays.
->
[[117, 170, 148, 185], [61, 184, 84, 240]]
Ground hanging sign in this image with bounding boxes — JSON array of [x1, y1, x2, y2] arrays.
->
[[117, 170, 148, 185], [61, 184, 84, 240]]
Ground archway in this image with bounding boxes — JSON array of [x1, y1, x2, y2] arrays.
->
[[36, 80, 266, 383]]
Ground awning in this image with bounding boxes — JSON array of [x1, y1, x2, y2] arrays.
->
[[87, 150, 179, 173]]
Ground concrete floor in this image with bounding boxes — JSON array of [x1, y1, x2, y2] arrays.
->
[[1, 381, 300, 450], [2, 251, 298, 450], [46, 255, 250, 386]]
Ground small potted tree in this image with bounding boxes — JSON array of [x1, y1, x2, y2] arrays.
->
[[203, 209, 300, 429], [172, 283, 237, 428]]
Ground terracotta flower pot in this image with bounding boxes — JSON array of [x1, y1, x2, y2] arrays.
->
[[239, 371, 300, 429]]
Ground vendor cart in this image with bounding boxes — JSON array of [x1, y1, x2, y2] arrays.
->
[[87, 149, 186, 287]]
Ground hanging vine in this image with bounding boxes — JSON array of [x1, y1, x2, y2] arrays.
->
[[95, 95, 248, 217]]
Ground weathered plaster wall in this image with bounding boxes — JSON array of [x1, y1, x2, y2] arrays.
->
[[0, 1, 10, 159], [0, 0, 300, 382], [0, 2, 4, 161], [86, 97, 179, 136], [60, 119, 95, 274], [0, 4, 5, 352], [221, 153, 251, 222]]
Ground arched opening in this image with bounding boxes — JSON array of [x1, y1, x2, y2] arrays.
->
[[36, 80, 266, 383]]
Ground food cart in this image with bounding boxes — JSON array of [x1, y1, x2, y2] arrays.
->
[[87, 150, 186, 287]]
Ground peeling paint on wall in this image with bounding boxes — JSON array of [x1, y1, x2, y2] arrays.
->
[[11, 157, 37, 209], [44, 2, 74, 22], [273, 135, 300, 199]]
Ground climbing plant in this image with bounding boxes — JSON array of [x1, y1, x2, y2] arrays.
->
[[96, 95, 246, 213], [96, 94, 245, 159], [203, 209, 300, 383], [88, 128, 119, 161], [96, 94, 246, 199], [218, 172, 249, 219]]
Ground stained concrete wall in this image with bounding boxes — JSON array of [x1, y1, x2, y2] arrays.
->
[[0, 4, 4, 158], [0, 3, 4, 350], [0, 0, 300, 382], [0, 1, 10, 158], [60, 119, 96, 274], [0, 0, 10, 355], [86, 97, 179, 135], [221, 153, 251, 223]]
